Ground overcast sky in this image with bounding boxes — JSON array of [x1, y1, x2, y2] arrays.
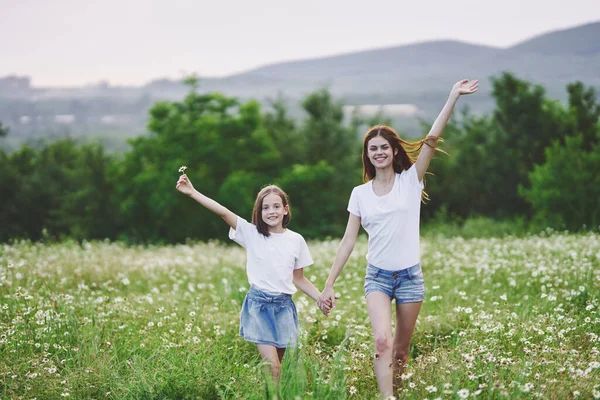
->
[[2, 0, 599, 86]]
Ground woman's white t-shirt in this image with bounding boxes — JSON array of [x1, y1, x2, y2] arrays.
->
[[229, 216, 313, 294], [347, 164, 424, 271]]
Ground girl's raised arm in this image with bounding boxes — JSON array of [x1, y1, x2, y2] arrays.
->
[[176, 174, 238, 229]]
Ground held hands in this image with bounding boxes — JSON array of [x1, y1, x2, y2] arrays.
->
[[317, 298, 333, 316], [451, 79, 479, 96], [317, 285, 339, 317], [176, 174, 195, 196]]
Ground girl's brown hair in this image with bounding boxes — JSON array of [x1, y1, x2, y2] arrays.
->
[[251, 185, 291, 236]]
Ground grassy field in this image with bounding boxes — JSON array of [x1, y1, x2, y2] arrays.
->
[[0, 231, 598, 399]]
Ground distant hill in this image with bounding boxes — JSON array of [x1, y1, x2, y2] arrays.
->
[[508, 21, 600, 55], [1, 21, 599, 149], [201, 21, 600, 102]]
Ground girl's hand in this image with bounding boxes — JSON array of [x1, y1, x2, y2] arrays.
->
[[318, 299, 332, 316], [318, 285, 338, 310], [176, 174, 195, 196], [451, 79, 479, 96]]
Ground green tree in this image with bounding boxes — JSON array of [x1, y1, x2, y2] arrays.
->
[[520, 81, 600, 230], [288, 88, 362, 237], [263, 95, 304, 168], [521, 135, 600, 230], [423, 73, 572, 221], [300, 89, 359, 166], [0, 121, 8, 137], [566, 82, 600, 151], [0, 139, 117, 242], [489, 72, 569, 216], [56, 143, 118, 240], [115, 85, 280, 242], [0, 147, 31, 241]]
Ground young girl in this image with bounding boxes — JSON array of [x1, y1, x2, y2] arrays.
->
[[318, 79, 479, 397], [176, 175, 330, 378]]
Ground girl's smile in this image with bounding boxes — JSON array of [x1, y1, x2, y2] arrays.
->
[[261, 193, 288, 232]]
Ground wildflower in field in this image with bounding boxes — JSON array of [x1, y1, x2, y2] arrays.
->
[[457, 389, 469, 399], [400, 372, 413, 380], [349, 386, 357, 395], [426, 385, 438, 392], [178, 165, 187, 173], [523, 383, 534, 392]]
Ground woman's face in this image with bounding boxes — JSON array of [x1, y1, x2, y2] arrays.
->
[[367, 135, 397, 170]]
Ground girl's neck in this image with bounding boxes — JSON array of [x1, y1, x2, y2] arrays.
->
[[374, 166, 395, 185], [268, 225, 286, 234]]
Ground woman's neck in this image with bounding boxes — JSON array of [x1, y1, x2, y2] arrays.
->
[[374, 166, 395, 185]]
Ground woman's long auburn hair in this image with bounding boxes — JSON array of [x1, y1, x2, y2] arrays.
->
[[362, 124, 443, 200], [251, 185, 291, 237]]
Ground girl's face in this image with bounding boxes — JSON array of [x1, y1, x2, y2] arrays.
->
[[367, 135, 397, 170], [261, 193, 289, 231]]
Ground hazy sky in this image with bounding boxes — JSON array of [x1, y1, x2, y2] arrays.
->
[[2, 0, 599, 87]]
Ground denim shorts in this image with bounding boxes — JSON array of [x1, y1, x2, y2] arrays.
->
[[239, 286, 298, 348], [364, 263, 425, 304]]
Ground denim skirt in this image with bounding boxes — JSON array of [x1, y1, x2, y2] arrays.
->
[[239, 286, 298, 348], [364, 263, 425, 304]]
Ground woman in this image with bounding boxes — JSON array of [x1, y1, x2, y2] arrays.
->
[[318, 79, 479, 397]]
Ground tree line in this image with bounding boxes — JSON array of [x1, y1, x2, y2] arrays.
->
[[0, 73, 598, 243]]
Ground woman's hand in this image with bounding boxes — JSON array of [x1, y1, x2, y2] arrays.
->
[[451, 79, 479, 96], [176, 174, 195, 196], [318, 285, 337, 311], [317, 299, 332, 316]]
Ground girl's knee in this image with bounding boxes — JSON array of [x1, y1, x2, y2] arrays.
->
[[268, 359, 282, 379]]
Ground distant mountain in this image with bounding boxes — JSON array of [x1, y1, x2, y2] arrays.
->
[[508, 21, 600, 55], [1, 21, 599, 148], [198, 21, 600, 102]]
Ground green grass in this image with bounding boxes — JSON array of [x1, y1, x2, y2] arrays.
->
[[0, 232, 598, 399]]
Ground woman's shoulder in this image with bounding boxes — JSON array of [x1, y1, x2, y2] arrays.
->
[[398, 164, 417, 179], [352, 180, 371, 193]]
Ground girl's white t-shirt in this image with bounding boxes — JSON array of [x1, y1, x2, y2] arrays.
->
[[229, 216, 313, 294], [347, 164, 424, 271]]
